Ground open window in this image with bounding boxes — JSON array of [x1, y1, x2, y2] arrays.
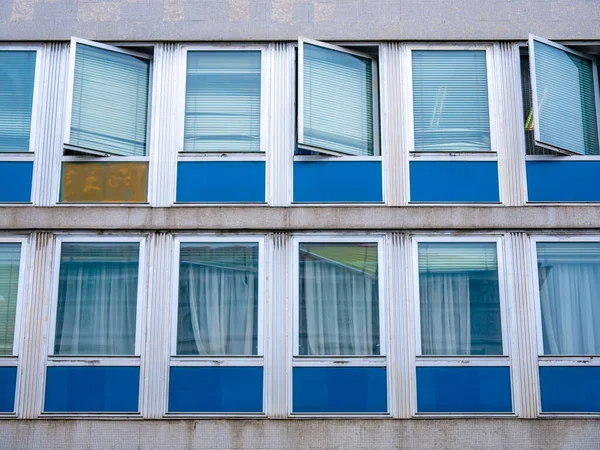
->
[[297, 38, 379, 157], [526, 35, 600, 156]]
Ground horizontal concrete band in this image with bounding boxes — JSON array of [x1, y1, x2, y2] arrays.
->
[[1, 419, 599, 450], [1, 206, 600, 231]]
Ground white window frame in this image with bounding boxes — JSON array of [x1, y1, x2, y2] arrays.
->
[[411, 234, 514, 416], [296, 38, 381, 159], [176, 44, 268, 161], [167, 234, 266, 417], [47, 235, 147, 361], [289, 234, 389, 417], [528, 35, 600, 157], [62, 37, 153, 159]]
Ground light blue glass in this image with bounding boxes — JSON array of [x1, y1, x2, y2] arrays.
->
[[533, 40, 599, 155], [412, 50, 491, 152], [302, 44, 374, 156], [54, 242, 140, 356], [0, 243, 21, 355], [184, 51, 261, 153], [70, 44, 149, 156], [177, 243, 259, 355], [0, 51, 36, 152], [537, 242, 600, 355], [418, 242, 502, 356]]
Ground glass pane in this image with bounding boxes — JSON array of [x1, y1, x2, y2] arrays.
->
[[412, 50, 491, 152], [177, 243, 259, 355], [537, 242, 600, 355], [418, 242, 502, 356], [54, 242, 140, 356], [0, 51, 36, 152], [70, 44, 149, 156], [302, 44, 374, 156], [184, 51, 261, 153], [0, 243, 21, 355], [299, 243, 379, 356], [533, 40, 599, 155]]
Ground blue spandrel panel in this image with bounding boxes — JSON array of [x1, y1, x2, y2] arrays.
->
[[0, 161, 33, 203], [416, 366, 512, 413], [526, 161, 600, 202], [176, 161, 265, 203], [410, 161, 499, 203], [168, 366, 263, 413], [0, 367, 17, 413], [540, 367, 600, 413], [293, 367, 387, 413], [293, 161, 383, 203], [44, 366, 139, 413]]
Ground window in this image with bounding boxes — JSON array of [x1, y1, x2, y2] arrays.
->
[[298, 39, 379, 157], [51, 240, 142, 356], [411, 49, 491, 152], [0, 242, 24, 356], [0, 50, 37, 153], [183, 51, 262, 153], [535, 242, 600, 355], [524, 35, 600, 156], [416, 242, 503, 355], [176, 242, 259, 356]]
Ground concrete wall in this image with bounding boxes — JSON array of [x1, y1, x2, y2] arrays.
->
[[2, 0, 600, 42], [1, 419, 599, 449]]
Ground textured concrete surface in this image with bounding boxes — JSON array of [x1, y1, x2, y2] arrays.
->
[[0, 419, 599, 449], [2, 0, 600, 42], [1, 206, 600, 231]]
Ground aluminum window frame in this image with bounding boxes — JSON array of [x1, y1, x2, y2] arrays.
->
[[289, 234, 389, 417], [62, 37, 153, 159], [297, 38, 381, 158], [528, 35, 600, 157]]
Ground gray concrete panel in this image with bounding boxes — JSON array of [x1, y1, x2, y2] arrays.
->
[[1, 206, 600, 231], [2, 0, 600, 42]]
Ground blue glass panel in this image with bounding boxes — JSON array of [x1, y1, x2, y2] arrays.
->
[[527, 161, 600, 202], [176, 161, 265, 203], [410, 161, 499, 203], [44, 366, 139, 413], [0, 367, 17, 413], [0, 51, 36, 152], [293, 161, 382, 203], [417, 367, 512, 413], [0, 161, 33, 203], [168, 366, 263, 413], [293, 367, 387, 413], [540, 367, 600, 413]]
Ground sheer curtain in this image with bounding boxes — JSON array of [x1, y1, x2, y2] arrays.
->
[[177, 243, 258, 356], [54, 243, 139, 356], [299, 244, 379, 356], [538, 243, 600, 354]]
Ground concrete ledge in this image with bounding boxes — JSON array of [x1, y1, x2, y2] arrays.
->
[[1, 206, 600, 231], [0, 419, 598, 449]]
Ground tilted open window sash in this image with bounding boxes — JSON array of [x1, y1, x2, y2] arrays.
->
[[64, 38, 151, 157], [298, 38, 377, 157], [528, 35, 600, 156]]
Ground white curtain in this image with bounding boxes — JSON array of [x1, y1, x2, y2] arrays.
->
[[54, 259, 138, 355], [300, 254, 378, 356], [420, 273, 471, 355], [178, 264, 257, 355], [540, 264, 600, 355]]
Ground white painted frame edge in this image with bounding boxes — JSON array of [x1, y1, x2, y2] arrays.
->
[[528, 34, 600, 156], [297, 38, 381, 158], [169, 235, 266, 359], [61, 37, 154, 166], [176, 44, 268, 158], [0, 45, 42, 158]]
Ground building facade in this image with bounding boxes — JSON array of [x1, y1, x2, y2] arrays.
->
[[0, 1, 599, 448]]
